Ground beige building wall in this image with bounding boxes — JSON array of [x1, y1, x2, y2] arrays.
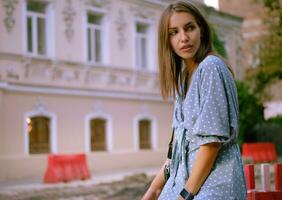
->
[[0, 0, 243, 180], [0, 90, 172, 179]]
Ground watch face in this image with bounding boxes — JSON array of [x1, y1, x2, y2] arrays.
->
[[180, 189, 194, 200]]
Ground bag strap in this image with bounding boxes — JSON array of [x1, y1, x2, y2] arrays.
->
[[167, 128, 175, 159]]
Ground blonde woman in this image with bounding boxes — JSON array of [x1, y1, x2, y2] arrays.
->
[[142, 1, 247, 200]]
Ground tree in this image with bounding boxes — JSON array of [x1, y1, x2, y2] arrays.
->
[[248, 0, 282, 99], [211, 25, 227, 58], [236, 81, 264, 145]]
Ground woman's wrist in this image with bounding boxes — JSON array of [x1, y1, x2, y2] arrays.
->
[[184, 180, 197, 195], [179, 188, 194, 200]]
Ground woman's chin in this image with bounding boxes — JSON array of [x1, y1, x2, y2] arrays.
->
[[178, 53, 195, 61]]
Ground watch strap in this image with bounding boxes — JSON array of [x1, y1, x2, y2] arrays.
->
[[180, 188, 194, 200]]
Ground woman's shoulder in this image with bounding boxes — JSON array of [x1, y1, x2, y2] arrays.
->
[[196, 55, 231, 79], [198, 55, 226, 72]]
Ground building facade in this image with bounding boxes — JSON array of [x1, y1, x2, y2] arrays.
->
[[0, 0, 242, 180]]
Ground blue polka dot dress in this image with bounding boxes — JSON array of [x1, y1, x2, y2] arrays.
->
[[158, 55, 247, 200]]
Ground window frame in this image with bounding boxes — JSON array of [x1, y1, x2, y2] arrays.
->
[[138, 119, 152, 150], [89, 118, 107, 151], [23, 0, 54, 58], [84, 6, 110, 65], [23, 110, 57, 155], [133, 18, 155, 71], [133, 114, 157, 151], [85, 112, 113, 153]]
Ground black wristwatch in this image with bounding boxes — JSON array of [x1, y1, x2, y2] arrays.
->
[[180, 188, 194, 200]]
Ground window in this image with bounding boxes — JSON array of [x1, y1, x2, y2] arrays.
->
[[87, 13, 103, 63], [135, 22, 149, 69], [26, 0, 48, 56], [85, 112, 113, 153], [27, 116, 50, 154], [90, 118, 106, 151], [133, 114, 157, 151], [138, 119, 151, 149]]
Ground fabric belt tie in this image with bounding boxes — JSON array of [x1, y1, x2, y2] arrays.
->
[[171, 124, 189, 187]]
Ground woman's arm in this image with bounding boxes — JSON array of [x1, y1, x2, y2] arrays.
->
[[179, 142, 221, 199], [141, 159, 169, 200]]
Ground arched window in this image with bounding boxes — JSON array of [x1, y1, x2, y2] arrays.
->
[[138, 119, 151, 149], [90, 118, 106, 151], [27, 115, 50, 154]]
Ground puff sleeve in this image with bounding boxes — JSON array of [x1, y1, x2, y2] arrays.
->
[[190, 57, 237, 146]]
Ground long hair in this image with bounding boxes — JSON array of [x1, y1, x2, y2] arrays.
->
[[158, 1, 212, 99]]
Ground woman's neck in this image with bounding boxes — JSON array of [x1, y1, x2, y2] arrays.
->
[[184, 59, 197, 75]]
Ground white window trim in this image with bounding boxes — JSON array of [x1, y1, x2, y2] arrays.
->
[[133, 18, 155, 71], [83, 6, 110, 65], [85, 112, 113, 153], [136, 28, 147, 69], [23, 110, 57, 155], [22, 0, 55, 59], [87, 22, 103, 63], [133, 114, 157, 151]]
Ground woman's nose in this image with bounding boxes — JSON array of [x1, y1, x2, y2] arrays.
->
[[179, 30, 189, 43]]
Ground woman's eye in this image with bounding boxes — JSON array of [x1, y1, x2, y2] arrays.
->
[[169, 30, 177, 36], [185, 25, 195, 31]]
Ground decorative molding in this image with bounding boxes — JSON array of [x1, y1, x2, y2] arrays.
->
[[115, 9, 127, 50], [53, 67, 79, 82], [86, 0, 110, 9], [92, 100, 104, 114], [0, 55, 160, 99], [32, 97, 49, 114], [6, 65, 20, 80], [2, 0, 18, 32], [131, 4, 155, 20], [140, 103, 150, 116], [0, 83, 164, 102], [63, 0, 76, 42]]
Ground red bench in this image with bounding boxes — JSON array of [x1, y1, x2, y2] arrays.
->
[[242, 142, 278, 163], [43, 153, 91, 183], [245, 163, 282, 200]]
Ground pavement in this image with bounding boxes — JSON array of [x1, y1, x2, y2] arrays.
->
[[0, 161, 281, 199], [0, 167, 159, 200]]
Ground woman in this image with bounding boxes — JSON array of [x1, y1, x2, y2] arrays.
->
[[142, 1, 247, 200]]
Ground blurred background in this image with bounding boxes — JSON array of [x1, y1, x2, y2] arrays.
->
[[0, 0, 281, 198]]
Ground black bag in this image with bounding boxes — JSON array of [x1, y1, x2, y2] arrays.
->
[[164, 163, 170, 182], [164, 129, 174, 182]]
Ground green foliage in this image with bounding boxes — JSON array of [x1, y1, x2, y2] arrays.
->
[[253, 116, 282, 155], [267, 115, 282, 124], [236, 83, 282, 153], [210, 26, 227, 58], [260, 0, 281, 10], [236, 81, 265, 146]]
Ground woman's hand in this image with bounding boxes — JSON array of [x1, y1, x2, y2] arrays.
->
[[141, 159, 169, 200], [177, 196, 184, 200], [141, 187, 161, 200]]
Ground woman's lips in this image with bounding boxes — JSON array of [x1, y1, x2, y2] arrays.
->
[[180, 45, 193, 52]]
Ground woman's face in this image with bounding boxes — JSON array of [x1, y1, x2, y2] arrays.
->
[[168, 12, 201, 64]]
